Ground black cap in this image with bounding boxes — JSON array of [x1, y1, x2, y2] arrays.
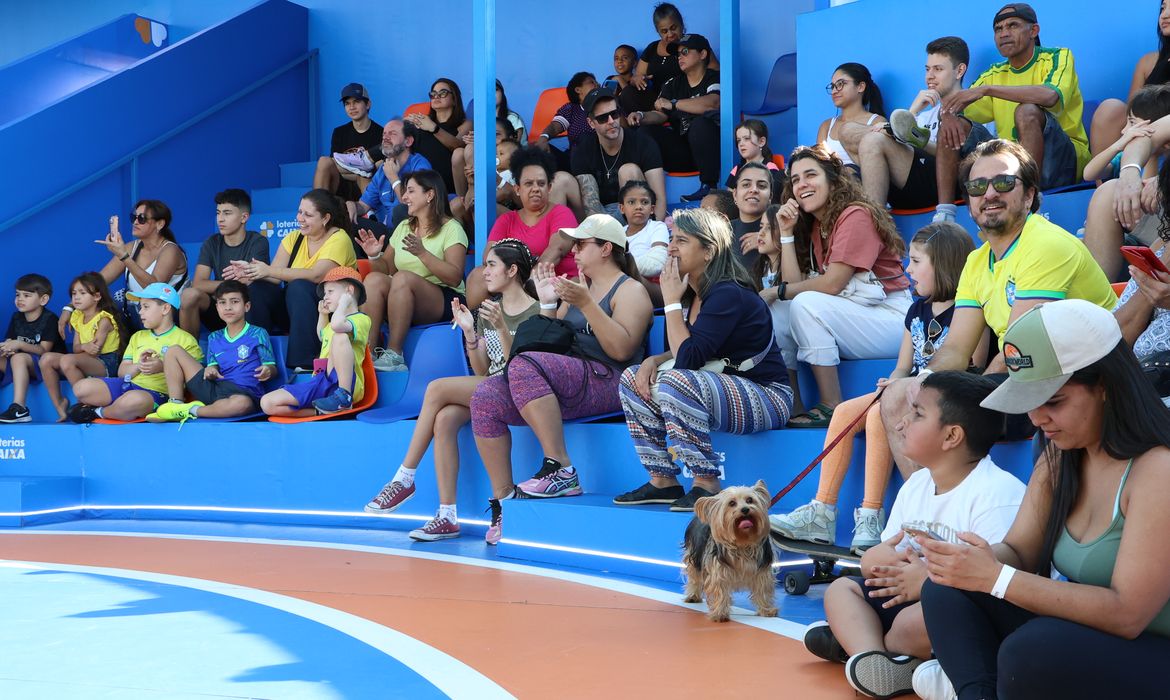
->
[[668, 33, 712, 55], [339, 82, 369, 102], [582, 87, 617, 117], [994, 3, 1038, 26]]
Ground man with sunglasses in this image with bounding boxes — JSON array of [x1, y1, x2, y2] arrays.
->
[[628, 33, 720, 203], [570, 87, 668, 224], [879, 139, 1115, 469], [932, 3, 1089, 224]]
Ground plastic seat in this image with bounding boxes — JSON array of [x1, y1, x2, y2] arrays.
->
[[772, 154, 786, 170], [357, 259, 373, 280], [1112, 281, 1128, 296], [529, 87, 568, 144], [403, 101, 429, 117], [268, 348, 378, 423], [745, 53, 796, 116], [356, 323, 470, 424], [93, 416, 145, 425]]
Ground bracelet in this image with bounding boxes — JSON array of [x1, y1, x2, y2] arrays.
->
[[391, 180, 401, 189], [663, 303, 683, 314], [777, 281, 787, 301], [62, 306, 74, 314], [538, 133, 550, 141], [779, 236, 795, 245], [119, 253, 130, 261], [636, 111, 644, 121], [540, 302, 558, 310], [368, 251, 384, 261], [990, 565, 1016, 599], [1119, 163, 1143, 175], [465, 336, 480, 349], [917, 368, 934, 378]]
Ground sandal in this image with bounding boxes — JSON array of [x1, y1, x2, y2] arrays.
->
[[788, 402, 835, 429]]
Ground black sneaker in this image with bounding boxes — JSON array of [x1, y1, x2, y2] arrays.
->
[[846, 650, 923, 699], [613, 481, 686, 505], [67, 403, 99, 424], [0, 403, 30, 423], [679, 184, 712, 202], [669, 486, 718, 512], [804, 621, 848, 663]]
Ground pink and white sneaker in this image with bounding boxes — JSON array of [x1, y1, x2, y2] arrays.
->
[[485, 499, 503, 545], [517, 458, 583, 498], [409, 515, 460, 541], [364, 480, 415, 513]]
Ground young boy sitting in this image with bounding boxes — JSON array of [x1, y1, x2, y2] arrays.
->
[[148, 280, 277, 424], [0, 273, 65, 423], [69, 283, 201, 423], [260, 267, 370, 417], [802, 371, 1026, 699]]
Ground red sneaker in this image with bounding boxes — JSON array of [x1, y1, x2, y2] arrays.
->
[[364, 480, 415, 513], [409, 515, 460, 542]]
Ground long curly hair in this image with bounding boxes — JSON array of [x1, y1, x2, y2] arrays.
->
[[781, 144, 905, 263]]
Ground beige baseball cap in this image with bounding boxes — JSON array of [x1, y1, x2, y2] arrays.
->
[[559, 214, 628, 249]]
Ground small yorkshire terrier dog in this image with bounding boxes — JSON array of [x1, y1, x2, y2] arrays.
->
[[682, 479, 777, 622]]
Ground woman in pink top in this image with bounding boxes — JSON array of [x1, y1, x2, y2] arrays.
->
[[465, 146, 578, 308], [769, 144, 912, 427]]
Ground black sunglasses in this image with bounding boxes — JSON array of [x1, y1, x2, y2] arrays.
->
[[591, 108, 622, 124], [963, 173, 1019, 197], [129, 213, 153, 224], [429, 88, 452, 99], [922, 318, 944, 359]]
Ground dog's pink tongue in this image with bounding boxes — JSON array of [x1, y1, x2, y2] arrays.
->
[[737, 518, 754, 531]]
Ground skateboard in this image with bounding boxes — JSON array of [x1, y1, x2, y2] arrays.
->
[[770, 533, 862, 595]]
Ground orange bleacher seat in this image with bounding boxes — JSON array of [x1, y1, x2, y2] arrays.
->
[[404, 101, 429, 117], [772, 153, 785, 170], [268, 348, 378, 423], [529, 87, 567, 144], [93, 416, 146, 425], [1112, 281, 1128, 296], [357, 259, 373, 280]]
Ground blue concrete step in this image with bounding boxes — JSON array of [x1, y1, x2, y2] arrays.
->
[[251, 186, 305, 214], [279, 161, 317, 189], [665, 173, 701, 204], [0, 475, 83, 526]]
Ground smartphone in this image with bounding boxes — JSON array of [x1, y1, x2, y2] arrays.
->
[[1121, 245, 1169, 277], [312, 358, 329, 376], [902, 524, 943, 541]]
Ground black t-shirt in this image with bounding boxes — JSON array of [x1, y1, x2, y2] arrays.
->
[[6, 310, 65, 353], [640, 41, 681, 96], [412, 117, 461, 194], [197, 231, 271, 279], [330, 120, 384, 162], [731, 218, 762, 268], [571, 129, 664, 205], [658, 69, 720, 134]]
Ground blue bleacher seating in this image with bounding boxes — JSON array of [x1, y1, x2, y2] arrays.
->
[[357, 323, 470, 424], [745, 53, 797, 116]]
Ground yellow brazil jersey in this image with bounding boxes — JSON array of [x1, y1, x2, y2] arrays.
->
[[70, 310, 120, 354], [965, 46, 1089, 178], [122, 325, 203, 394], [955, 215, 1116, 349], [319, 312, 371, 402]]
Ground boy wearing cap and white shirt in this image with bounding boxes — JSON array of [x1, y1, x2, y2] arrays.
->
[[68, 282, 202, 423], [571, 88, 668, 223], [932, 3, 1089, 223], [628, 33, 720, 202], [314, 82, 384, 202], [913, 299, 1170, 700]]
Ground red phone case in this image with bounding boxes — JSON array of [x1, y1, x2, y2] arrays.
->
[[1121, 246, 1169, 276]]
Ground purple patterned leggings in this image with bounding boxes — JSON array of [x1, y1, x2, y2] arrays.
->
[[470, 352, 623, 438]]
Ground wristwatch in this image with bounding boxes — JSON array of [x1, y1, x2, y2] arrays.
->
[[670, 98, 678, 110]]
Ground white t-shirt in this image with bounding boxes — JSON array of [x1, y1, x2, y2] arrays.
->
[[625, 220, 669, 261], [881, 455, 1026, 554], [916, 104, 941, 146]]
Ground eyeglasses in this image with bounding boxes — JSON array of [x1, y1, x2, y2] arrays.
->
[[963, 173, 1019, 197], [921, 318, 944, 359], [825, 79, 854, 94], [591, 108, 622, 124], [429, 89, 452, 99], [129, 213, 153, 224]]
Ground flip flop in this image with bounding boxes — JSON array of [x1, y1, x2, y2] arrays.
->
[[788, 402, 835, 429]]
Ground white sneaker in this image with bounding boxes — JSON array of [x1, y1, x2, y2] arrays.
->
[[888, 109, 929, 150], [333, 151, 375, 177], [931, 204, 957, 224], [372, 347, 408, 372], [851, 507, 885, 554], [768, 500, 837, 545], [912, 660, 956, 700]]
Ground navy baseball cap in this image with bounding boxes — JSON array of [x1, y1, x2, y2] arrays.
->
[[340, 83, 369, 102]]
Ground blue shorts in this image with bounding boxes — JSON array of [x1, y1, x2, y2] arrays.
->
[[0, 353, 45, 384], [98, 351, 120, 377], [280, 369, 339, 410], [99, 377, 168, 407]]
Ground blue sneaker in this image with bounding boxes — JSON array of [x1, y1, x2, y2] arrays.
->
[[312, 386, 353, 415], [679, 184, 712, 202]]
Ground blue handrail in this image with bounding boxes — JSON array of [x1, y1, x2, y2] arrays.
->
[[0, 48, 319, 234]]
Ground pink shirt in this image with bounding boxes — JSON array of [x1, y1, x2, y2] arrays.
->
[[488, 204, 579, 277], [811, 205, 909, 293]]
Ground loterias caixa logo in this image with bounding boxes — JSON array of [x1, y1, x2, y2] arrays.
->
[[0, 436, 26, 460], [258, 220, 300, 239]]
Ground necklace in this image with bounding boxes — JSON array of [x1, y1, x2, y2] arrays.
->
[[600, 144, 619, 184]]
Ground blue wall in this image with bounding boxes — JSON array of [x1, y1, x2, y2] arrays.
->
[[796, 0, 1151, 145]]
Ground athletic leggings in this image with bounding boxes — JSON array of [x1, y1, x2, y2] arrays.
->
[[619, 366, 793, 479], [814, 391, 892, 510], [470, 351, 622, 439], [921, 579, 1170, 699]]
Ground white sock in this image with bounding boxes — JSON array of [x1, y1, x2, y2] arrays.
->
[[94, 407, 104, 418], [189, 405, 200, 417], [393, 465, 416, 487], [438, 504, 457, 522]]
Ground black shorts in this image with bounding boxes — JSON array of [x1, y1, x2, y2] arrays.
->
[[844, 576, 915, 633], [438, 287, 466, 323], [186, 369, 261, 412], [888, 149, 939, 210]]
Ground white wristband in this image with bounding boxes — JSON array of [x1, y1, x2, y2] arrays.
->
[[1118, 163, 1143, 175], [990, 564, 1016, 599], [391, 180, 401, 189], [779, 236, 796, 245], [539, 133, 550, 141], [368, 251, 384, 261], [540, 302, 558, 310], [663, 303, 683, 314], [62, 305, 74, 314], [917, 368, 933, 378]]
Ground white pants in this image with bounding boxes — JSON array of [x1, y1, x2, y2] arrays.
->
[[770, 289, 912, 367]]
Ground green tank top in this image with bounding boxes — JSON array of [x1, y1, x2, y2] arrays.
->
[[1053, 459, 1170, 637]]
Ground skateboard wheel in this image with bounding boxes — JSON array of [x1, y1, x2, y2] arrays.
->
[[784, 570, 810, 595]]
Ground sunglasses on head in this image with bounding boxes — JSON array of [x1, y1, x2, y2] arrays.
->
[[591, 108, 622, 124], [129, 213, 153, 224], [429, 88, 452, 99], [678, 47, 695, 56], [921, 318, 944, 360], [963, 173, 1019, 197], [825, 79, 854, 94]]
